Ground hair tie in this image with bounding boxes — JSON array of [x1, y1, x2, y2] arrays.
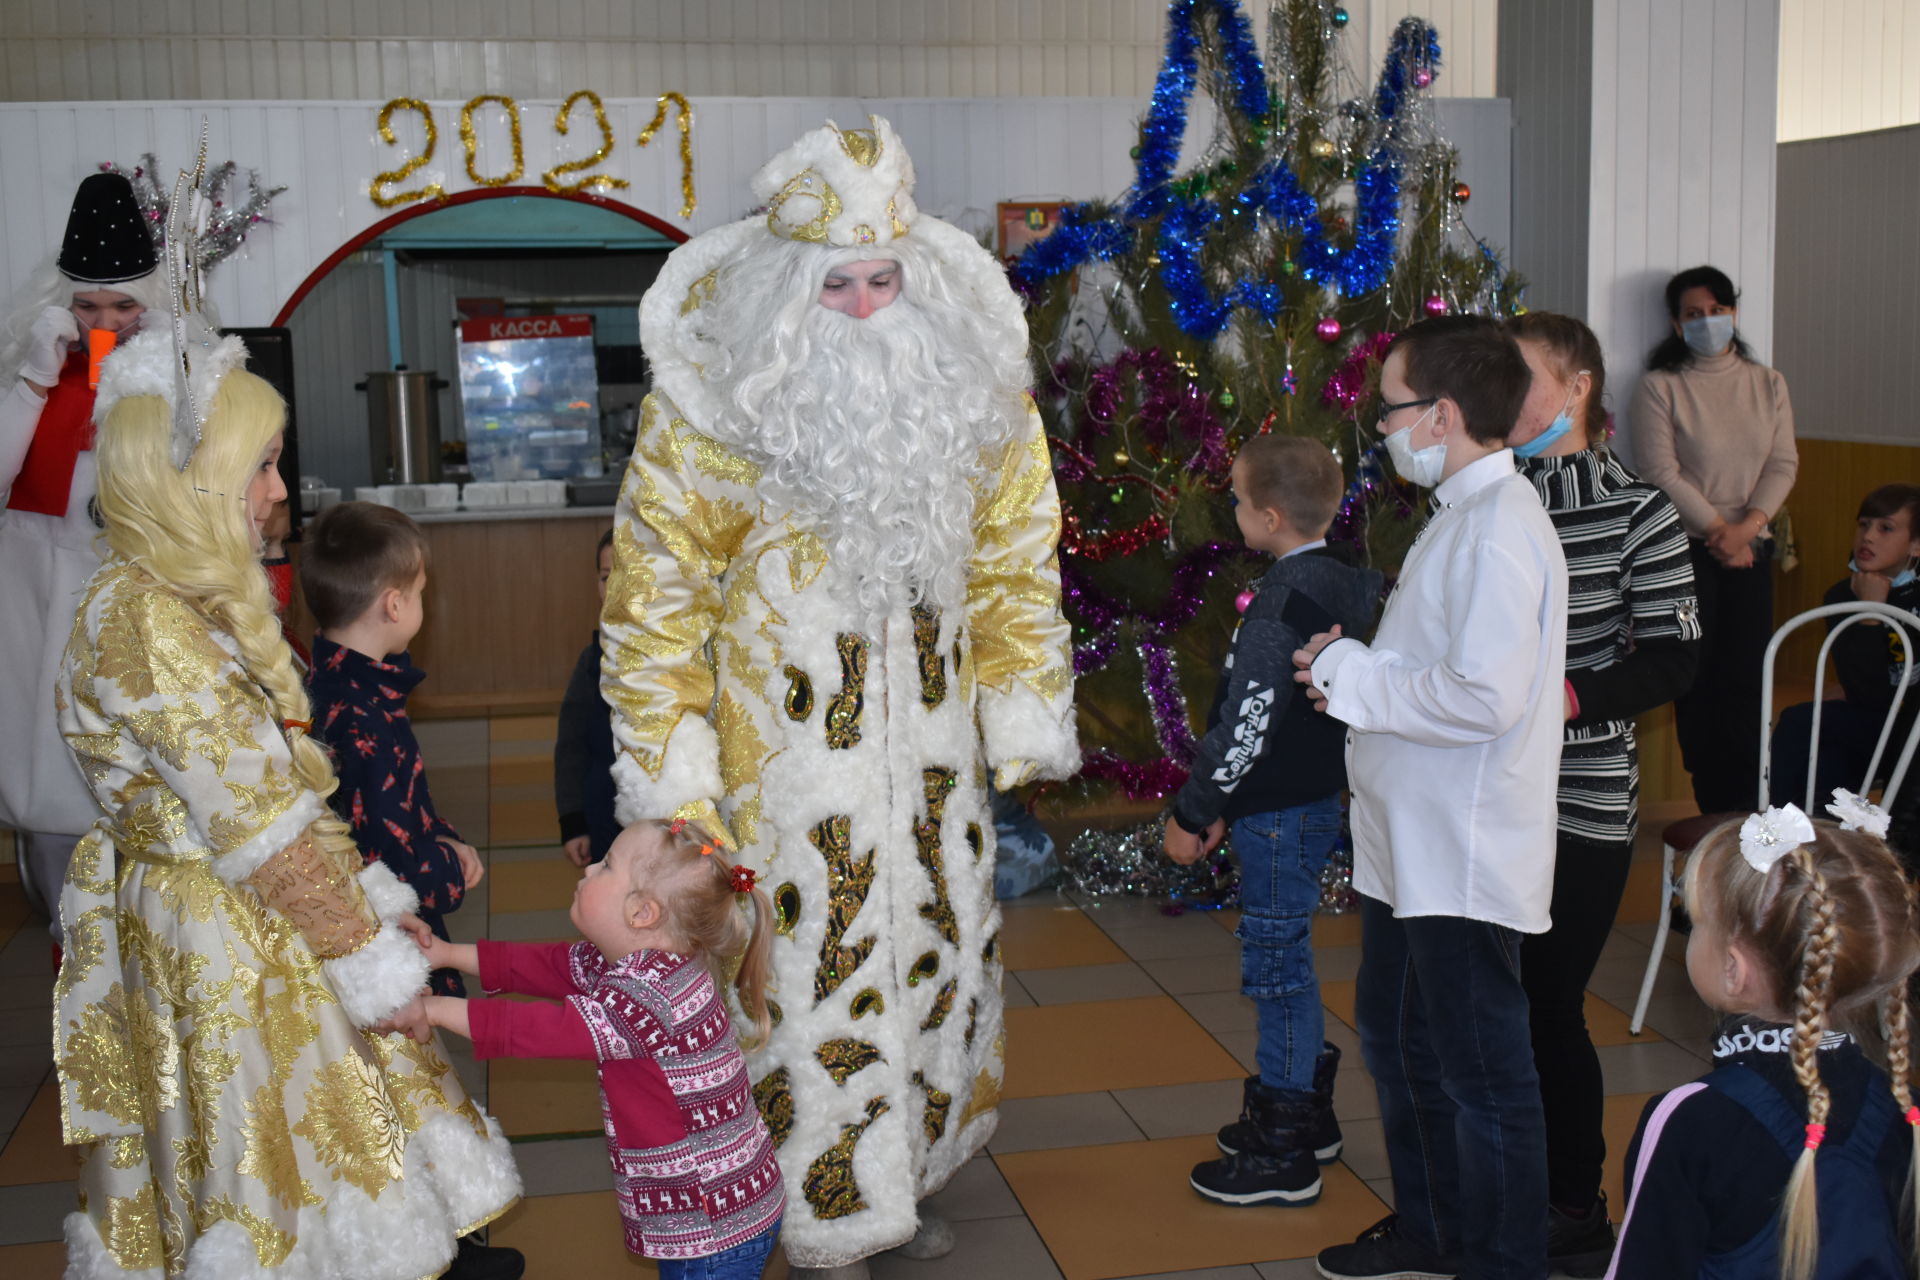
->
[[1804, 1122, 1827, 1151], [282, 717, 311, 733], [729, 864, 756, 895], [1739, 805, 1817, 873], [699, 841, 719, 858], [668, 818, 687, 835], [1904, 1106, 1920, 1128]]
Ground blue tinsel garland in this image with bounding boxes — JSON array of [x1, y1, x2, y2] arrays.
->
[[1012, 1, 1447, 339]]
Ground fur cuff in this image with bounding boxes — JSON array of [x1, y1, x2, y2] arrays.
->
[[612, 714, 724, 826], [357, 861, 419, 921], [324, 922, 429, 1027], [208, 792, 328, 884], [978, 679, 1081, 782]]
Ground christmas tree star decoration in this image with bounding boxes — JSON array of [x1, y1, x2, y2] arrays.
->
[[1016, 1, 1526, 899]]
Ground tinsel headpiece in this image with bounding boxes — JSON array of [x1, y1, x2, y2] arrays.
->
[[750, 116, 918, 249], [100, 150, 284, 275], [94, 123, 249, 470]]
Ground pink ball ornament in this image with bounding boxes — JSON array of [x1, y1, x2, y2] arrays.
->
[[1314, 316, 1344, 343], [1423, 295, 1448, 317], [1414, 68, 1434, 88], [1235, 590, 1257, 614]]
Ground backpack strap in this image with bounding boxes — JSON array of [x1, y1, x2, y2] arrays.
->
[[1706, 1063, 1809, 1160]]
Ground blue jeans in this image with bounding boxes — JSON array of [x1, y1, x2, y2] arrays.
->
[[1233, 796, 1342, 1092], [1357, 895, 1547, 1279], [654, 1221, 781, 1279]]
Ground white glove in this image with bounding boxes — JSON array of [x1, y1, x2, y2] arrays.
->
[[993, 758, 1041, 790], [19, 306, 79, 390]]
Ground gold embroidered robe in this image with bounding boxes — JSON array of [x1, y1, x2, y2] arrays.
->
[[601, 392, 1077, 1267], [51, 563, 519, 1279]]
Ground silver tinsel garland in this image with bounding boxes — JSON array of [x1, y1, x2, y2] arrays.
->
[[1058, 811, 1359, 913], [101, 153, 285, 273]]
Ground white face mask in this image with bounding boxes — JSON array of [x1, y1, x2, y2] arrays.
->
[[1384, 404, 1446, 488]]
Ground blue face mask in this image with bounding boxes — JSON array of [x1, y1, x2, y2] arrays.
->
[[1849, 558, 1917, 589], [1512, 376, 1586, 459], [1682, 313, 1735, 358]]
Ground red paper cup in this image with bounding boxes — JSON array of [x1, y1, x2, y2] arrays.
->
[[88, 329, 116, 389]]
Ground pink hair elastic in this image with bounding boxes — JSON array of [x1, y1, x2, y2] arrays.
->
[[1804, 1122, 1828, 1151], [1905, 1106, 1920, 1128]]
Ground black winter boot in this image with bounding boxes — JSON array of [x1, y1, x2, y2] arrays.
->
[[1190, 1084, 1322, 1206], [1216, 1041, 1343, 1163]]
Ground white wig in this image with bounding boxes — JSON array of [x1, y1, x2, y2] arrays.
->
[[2, 256, 179, 382]]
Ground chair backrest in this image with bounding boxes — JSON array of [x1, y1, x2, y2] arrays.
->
[[1760, 600, 1919, 814]]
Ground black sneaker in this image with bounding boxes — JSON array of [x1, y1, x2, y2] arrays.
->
[[445, 1234, 527, 1280], [1547, 1194, 1615, 1278], [1190, 1147, 1322, 1206], [1315, 1214, 1459, 1280], [1217, 1042, 1344, 1163]]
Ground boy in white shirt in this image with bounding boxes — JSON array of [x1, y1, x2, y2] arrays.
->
[[1295, 317, 1569, 1280]]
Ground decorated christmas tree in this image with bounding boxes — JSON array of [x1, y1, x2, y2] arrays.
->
[[1015, 0, 1523, 893]]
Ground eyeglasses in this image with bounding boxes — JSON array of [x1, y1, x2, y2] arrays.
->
[[1376, 395, 1437, 429]]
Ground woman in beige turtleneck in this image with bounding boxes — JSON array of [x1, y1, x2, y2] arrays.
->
[[1631, 265, 1797, 815]]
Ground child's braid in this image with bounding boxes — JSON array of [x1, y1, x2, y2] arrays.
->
[[1780, 848, 1840, 1280]]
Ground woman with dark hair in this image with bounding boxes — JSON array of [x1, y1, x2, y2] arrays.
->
[[1506, 312, 1700, 1276], [1632, 266, 1797, 814]]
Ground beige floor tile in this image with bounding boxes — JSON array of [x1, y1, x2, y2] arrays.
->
[[1001, 906, 1128, 971], [1321, 981, 1357, 1031], [1598, 1040, 1709, 1096], [0, 1080, 72, 1187], [1176, 991, 1258, 1036], [1016, 962, 1163, 1005], [1601, 1091, 1657, 1209], [1004, 975, 1036, 1009], [1255, 1262, 1325, 1279], [988, 1092, 1147, 1154], [1585, 991, 1659, 1046], [488, 1057, 603, 1138], [1101, 916, 1242, 963], [511, 1134, 614, 1197], [1140, 953, 1243, 996], [998, 1135, 1387, 1278], [1312, 913, 1364, 946], [1004, 998, 1244, 1099], [413, 718, 491, 766], [866, 1213, 1060, 1280], [0, 1241, 63, 1279], [490, 1190, 660, 1275], [1331, 1116, 1387, 1181], [1313, 945, 1362, 983], [489, 859, 584, 913], [923, 1152, 1025, 1221]]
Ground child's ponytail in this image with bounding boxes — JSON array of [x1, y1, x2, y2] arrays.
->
[[1779, 847, 1840, 1280], [1882, 987, 1920, 1278], [730, 879, 774, 1051], [646, 820, 775, 1051]]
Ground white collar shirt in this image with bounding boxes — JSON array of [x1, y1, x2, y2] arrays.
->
[[1308, 449, 1569, 932]]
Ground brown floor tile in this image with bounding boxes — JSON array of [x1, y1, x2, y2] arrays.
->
[[1321, 981, 1357, 1031], [998, 1135, 1387, 1278], [1003, 997, 1245, 1099], [492, 798, 563, 847], [0, 1241, 62, 1279], [1586, 991, 1659, 1047], [0, 1080, 71, 1187], [1615, 858, 1665, 926], [1015, 962, 1162, 1006], [491, 714, 560, 742], [1312, 913, 1363, 947], [490, 756, 555, 787], [1602, 1091, 1656, 1210], [1000, 906, 1128, 971], [490, 1190, 660, 1275], [488, 1057, 603, 1138], [488, 859, 583, 914]]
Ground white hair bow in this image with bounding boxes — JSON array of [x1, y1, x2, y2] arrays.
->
[[1739, 804, 1818, 873], [1825, 788, 1891, 838]]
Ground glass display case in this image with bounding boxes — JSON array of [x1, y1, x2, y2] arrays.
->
[[456, 314, 604, 481]]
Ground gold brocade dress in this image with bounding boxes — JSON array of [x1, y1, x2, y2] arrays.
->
[[51, 562, 520, 1280]]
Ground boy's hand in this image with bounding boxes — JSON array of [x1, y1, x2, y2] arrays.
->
[[397, 912, 433, 951], [442, 838, 485, 888], [1163, 817, 1207, 865], [563, 836, 593, 868], [1854, 570, 1893, 603], [1202, 818, 1227, 853]]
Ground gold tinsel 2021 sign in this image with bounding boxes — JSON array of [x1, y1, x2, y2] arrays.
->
[[369, 91, 694, 216]]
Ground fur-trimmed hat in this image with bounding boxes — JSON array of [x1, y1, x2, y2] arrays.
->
[[751, 117, 918, 250]]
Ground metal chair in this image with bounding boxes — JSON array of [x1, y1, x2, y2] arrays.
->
[[1629, 600, 1919, 1035]]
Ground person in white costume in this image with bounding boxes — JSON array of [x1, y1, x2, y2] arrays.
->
[[603, 117, 1079, 1279], [0, 173, 170, 933]]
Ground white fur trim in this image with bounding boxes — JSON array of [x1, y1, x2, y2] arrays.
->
[[978, 679, 1081, 782], [92, 325, 249, 468], [207, 792, 327, 884], [63, 1210, 162, 1280], [324, 922, 429, 1027], [356, 860, 419, 922], [750, 116, 918, 249], [612, 714, 724, 826], [411, 1110, 525, 1230], [180, 1220, 263, 1280]]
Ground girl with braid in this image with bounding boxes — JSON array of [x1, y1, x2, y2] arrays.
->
[[1608, 795, 1920, 1278]]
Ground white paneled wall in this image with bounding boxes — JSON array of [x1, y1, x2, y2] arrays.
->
[[1592, 0, 1779, 463], [0, 0, 1502, 102], [1778, 0, 1920, 141]]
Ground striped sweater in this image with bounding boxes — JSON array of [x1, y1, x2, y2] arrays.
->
[[468, 940, 785, 1260], [1518, 451, 1700, 845]]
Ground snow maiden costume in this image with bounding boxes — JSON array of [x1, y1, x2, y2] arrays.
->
[[603, 117, 1078, 1271], [0, 173, 171, 928], [51, 156, 518, 1278]]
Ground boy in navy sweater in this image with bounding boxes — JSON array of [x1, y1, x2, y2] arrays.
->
[[1164, 435, 1382, 1208], [301, 501, 482, 996]]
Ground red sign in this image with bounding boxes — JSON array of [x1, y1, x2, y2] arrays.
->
[[459, 313, 595, 343]]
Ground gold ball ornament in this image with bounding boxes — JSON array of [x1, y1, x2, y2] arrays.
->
[[1310, 137, 1337, 159]]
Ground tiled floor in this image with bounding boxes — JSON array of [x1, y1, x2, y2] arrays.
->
[[0, 717, 1720, 1279]]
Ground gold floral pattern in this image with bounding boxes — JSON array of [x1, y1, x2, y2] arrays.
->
[[823, 634, 868, 750], [911, 605, 947, 708], [913, 1071, 952, 1145], [773, 882, 801, 936], [290, 1054, 407, 1197], [782, 665, 814, 721], [919, 980, 956, 1032], [753, 1067, 794, 1147], [815, 1038, 883, 1086], [913, 767, 960, 945], [850, 988, 885, 1020], [803, 1096, 888, 1219], [810, 816, 876, 1002]]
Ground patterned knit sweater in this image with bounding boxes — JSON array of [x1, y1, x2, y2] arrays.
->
[[467, 941, 785, 1259]]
